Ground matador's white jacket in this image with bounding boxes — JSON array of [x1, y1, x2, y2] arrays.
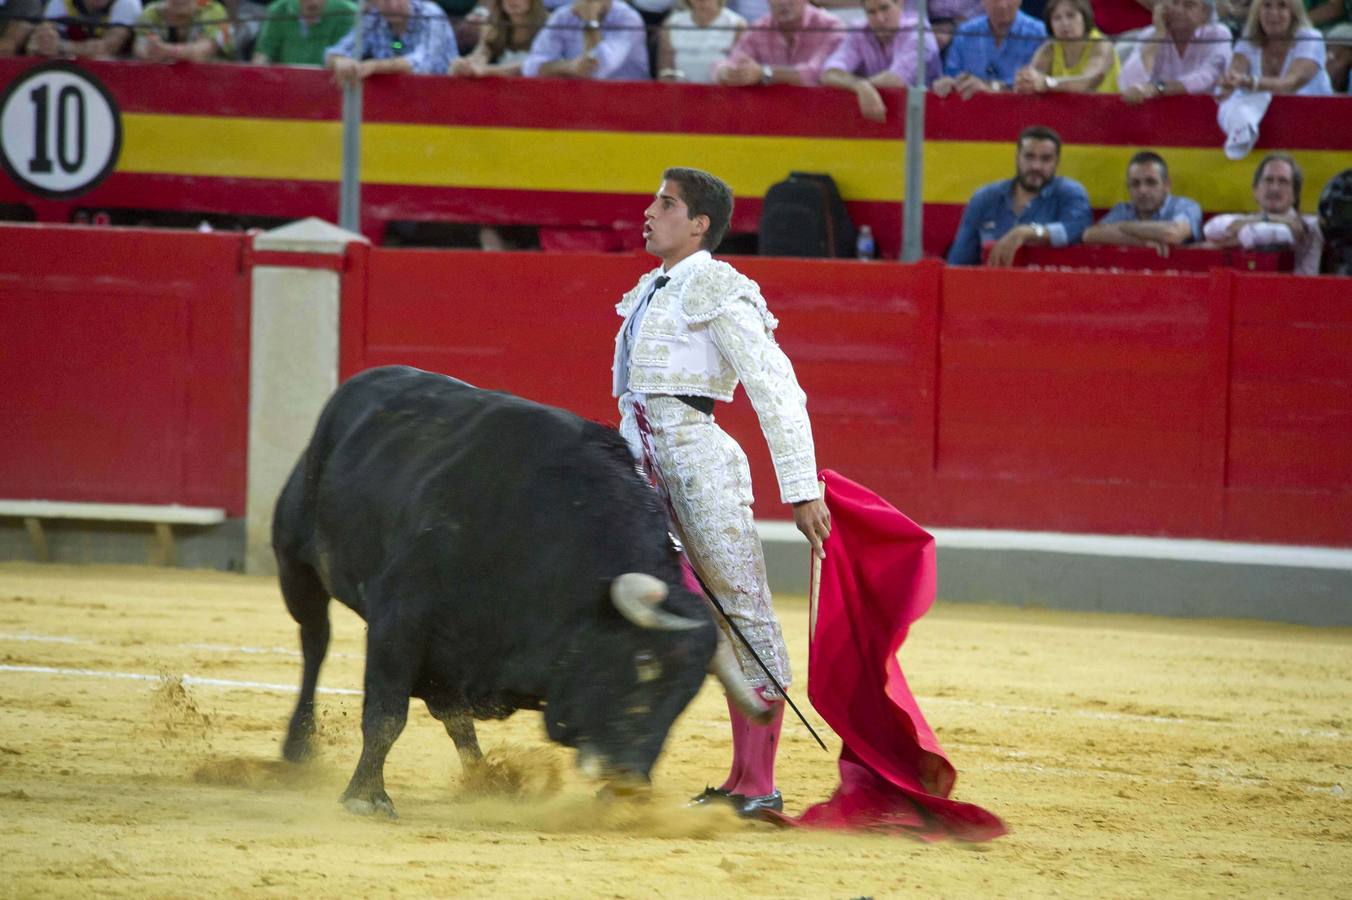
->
[[611, 251, 819, 505]]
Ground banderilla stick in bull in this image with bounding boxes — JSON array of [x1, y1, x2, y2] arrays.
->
[[685, 565, 828, 753]]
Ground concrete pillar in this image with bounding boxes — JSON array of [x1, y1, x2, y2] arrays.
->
[[245, 218, 368, 575]]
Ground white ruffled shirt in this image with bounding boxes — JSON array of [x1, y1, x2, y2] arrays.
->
[[612, 251, 820, 504]]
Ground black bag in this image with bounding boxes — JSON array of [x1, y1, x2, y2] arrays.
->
[[758, 172, 856, 258]]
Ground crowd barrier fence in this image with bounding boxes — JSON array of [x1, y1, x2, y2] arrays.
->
[[3, 222, 1348, 547]]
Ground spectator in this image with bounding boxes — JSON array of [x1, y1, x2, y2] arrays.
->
[[1082, 150, 1203, 251], [219, 0, 265, 58], [1308, 0, 1347, 28], [452, 0, 546, 75], [1015, 0, 1120, 92], [1119, 0, 1232, 101], [1328, 20, 1352, 90], [820, 0, 940, 121], [26, 0, 140, 58], [1220, 0, 1333, 95], [656, 0, 746, 83], [326, 0, 458, 82], [134, 0, 233, 61], [932, 0, 1047, 98], [947, 124, 1092, 266], [712, 0, 844, 87], [252, 0, 357, 65], [0, 0, 43, 55], [1203, 152, 1324, 273], [522, 0, 649, 79]]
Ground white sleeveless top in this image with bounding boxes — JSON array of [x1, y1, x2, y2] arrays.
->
[[668, 7, 746, 84]]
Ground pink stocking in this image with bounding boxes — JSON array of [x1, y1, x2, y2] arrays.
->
[[679, 556, 785, 797], [718, 696, 750, 791], [726, 687, 785, 797]]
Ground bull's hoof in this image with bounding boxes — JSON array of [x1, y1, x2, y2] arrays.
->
[[281, 735, 313, 764], [342, 792, 398, 820]]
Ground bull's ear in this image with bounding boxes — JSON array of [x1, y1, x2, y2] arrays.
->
[[610, 574, 702, 631]]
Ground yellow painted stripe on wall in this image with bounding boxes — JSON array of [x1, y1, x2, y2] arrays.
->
[[118, 113, 1348, 212], [121, 113, 345, 181], [362, 123, 905, 202]]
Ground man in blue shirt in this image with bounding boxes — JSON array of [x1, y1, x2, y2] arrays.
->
[[947, 125, 1092, 266], [523, 0, 649, 80], [326, 0, 457, 80], [931, 0, 1045, 99], [1083, 151, 1203, 253]]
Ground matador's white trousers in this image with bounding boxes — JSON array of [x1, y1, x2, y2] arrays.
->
[[620, 394, 791, 695]]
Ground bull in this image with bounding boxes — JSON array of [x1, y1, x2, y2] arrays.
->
[[273, 365, 766, 818]]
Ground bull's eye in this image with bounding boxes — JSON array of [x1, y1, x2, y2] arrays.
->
[[634, 650, 661, 683]]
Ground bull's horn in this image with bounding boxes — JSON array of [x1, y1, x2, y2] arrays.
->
[[710, 633, 773, 724], [610, 573, 702, 631]]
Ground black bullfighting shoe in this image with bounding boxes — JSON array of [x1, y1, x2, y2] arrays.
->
[[733, 789, 783, 818], [688, 786, 734, 807]]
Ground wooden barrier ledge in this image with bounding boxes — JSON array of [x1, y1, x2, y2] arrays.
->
[[0, 501, 227, 567]]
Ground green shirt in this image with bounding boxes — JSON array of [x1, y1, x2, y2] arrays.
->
[[255, 0, 358, 65]]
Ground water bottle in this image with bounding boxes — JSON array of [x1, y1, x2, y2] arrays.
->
[[855, 225, 875, 260]]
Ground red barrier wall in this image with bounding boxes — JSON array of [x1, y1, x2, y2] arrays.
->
[[0, 225, 251, 515], [347, 248, 1352, 546], [3, 223, 1347, 547]]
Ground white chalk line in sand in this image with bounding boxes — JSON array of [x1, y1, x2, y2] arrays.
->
[[1, 638, 1346, 743], [2, 661, 354, 695], [0, 663, 362, 695], [0, 631, 359, 660], [1, 663, 1343, 799]]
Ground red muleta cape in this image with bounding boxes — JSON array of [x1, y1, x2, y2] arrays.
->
[[768, 469, 1006, 841]]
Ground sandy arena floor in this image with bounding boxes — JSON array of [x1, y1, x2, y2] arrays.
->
[[0, 562, 1348, 898]]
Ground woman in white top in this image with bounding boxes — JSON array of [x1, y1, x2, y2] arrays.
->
[[657, 0, 746, 83], [1220, 0, 1332, 95]]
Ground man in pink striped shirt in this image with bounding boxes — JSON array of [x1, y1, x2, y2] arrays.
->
[[1119, 0, 1232, 101], [821, 0, 941, 120], [713, 0, 845, 86]]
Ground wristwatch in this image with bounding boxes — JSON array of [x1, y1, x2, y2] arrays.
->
[[1045, 76, 1059, 90], [761, 64, 773, 85], [1030, 223, 1047, 241], [1153, 79, 1167, 95]]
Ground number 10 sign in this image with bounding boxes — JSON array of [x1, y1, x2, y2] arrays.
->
[[1, 62, 122, 199]]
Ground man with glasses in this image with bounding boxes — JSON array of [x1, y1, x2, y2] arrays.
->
[[1203, 152, 1324, 275], [932, 0, 1045, 98], [947, 124, 1091, 265]]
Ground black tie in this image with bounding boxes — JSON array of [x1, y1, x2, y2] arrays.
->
[[653, 275, 670, 291]]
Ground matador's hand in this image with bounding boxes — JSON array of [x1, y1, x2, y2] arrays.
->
[[793, 498, 831, 560]]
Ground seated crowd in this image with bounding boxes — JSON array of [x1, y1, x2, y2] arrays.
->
[[947, 124, 1325, 273], [0, 0, 1344, 271], [3, 0, 1348, 100]]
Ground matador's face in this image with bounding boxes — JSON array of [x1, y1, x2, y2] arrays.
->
[[643, 181, 707, 265]]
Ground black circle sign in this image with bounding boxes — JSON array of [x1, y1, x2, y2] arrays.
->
[[1, 62, 122, 200]]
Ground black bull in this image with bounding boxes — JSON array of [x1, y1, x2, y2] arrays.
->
[[273, 366, 766, 817]]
